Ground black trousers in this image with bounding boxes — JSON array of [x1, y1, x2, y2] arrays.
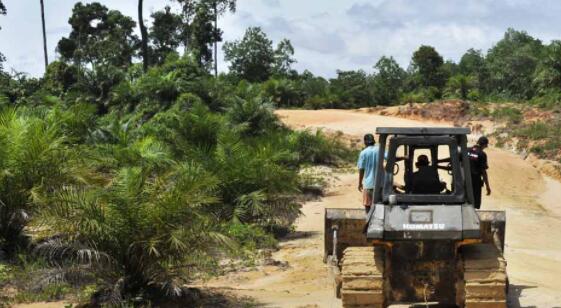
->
[[472, 174, 483, 209]]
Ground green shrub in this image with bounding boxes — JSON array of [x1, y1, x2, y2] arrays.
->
[[14, 283, 72, 303], [467, 89, 481, 101], [517, 122, 550, 140], [211, 135, 301, 227], [0, 108, 81, 256], [468, 102, 491, 117], [491, 107, 523, 123], [225, 223, 276, 250], [288, 129, 355, 165], [303, 96, 332, 110], [529, 91, 561, 109], [176, 92, 203, 108], [261, 78, 304, 108], [512, 121, 561, 159], [35, 162, 224, 302], [142, 101, 224, 158], [401, 91, 427, 104], [0, 54, 360, 306], [226, 96, 279, 136], [0, 263, 13, 283]]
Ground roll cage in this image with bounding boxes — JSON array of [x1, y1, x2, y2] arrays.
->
[[372, 127, 475, 205]]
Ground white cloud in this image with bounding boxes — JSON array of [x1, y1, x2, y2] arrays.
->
[[262, 0, 281, 8], [2, 0, 561, 77]]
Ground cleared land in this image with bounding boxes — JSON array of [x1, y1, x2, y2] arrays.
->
[[204, 109, 561, 307]]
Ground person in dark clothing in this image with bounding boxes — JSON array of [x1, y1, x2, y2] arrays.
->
[[411, 155, 443, 194], [468, 136, 492, 209]]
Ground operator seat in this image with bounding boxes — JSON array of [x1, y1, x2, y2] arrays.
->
[[411, 166, 442, 194], [410, 155, 443, 194]]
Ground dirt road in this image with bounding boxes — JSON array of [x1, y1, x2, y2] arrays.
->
[[206, 109, 561, 307]]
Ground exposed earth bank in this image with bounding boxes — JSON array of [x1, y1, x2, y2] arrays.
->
[[202, 109, 561, 308]]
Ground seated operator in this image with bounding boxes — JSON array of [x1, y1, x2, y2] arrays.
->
[[411, 155, 443, 194]]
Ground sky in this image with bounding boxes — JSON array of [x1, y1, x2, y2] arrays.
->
[[1, 0, 561, 78]]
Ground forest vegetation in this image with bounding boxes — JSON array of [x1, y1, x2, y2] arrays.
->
[[0, 1, 353, 305], [0, 0, 560, 305]]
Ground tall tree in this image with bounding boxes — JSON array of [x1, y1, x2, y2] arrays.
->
[[298, 70, 329, 98], [173, 0, 235, 72], [441, 60, 458, 80], [40, 0, 49, 72], [329, 70, 373, 108], [534, 40, 561, 94], [372, 56, 406, 105], [189, 4, 220, 67], [210, 0, 236, 77], [138, 0, 149, 71], [223, 27, 275, 82], [150, 6, 183, 64], [411, 45, 446, 89], [273, 38, 296, 76], [213, 1, 218, 77], [446, 74, 475, 99], [486, 28, 544, 99], [0, 0, 6, 71], [459, 49, 485, 76], [459, 48, 489, 93], [57, 2, 139, 70]]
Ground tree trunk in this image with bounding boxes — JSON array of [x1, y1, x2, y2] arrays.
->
[[214, 0, 218, 78], [138, 0, 149, 72], [40, 0, 48, 71]]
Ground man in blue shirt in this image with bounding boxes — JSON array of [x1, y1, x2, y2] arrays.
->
[[357, 133, 381, 214]]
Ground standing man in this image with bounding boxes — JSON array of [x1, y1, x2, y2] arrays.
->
[[468, 136, 492, 209], [358, 134, 381, 214]]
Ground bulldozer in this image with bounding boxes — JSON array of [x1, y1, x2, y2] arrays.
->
[[324, 127, 507, 307]]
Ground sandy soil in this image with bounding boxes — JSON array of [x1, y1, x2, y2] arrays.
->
[[204, 109, 561, 308]]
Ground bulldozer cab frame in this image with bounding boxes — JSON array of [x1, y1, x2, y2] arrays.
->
[[373, 127, 475, 206], [324, 127, 508, 307]]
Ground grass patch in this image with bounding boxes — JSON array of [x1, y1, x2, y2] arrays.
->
[[517, 122, 550, 140], [225, 223, 277, 251], [491, 106, 523, 124], [529, 91, 561, 110], [14, 283, 72, 303], [509, 120, 561, 160], [289, 129, 357, 166], [468, 102, 491, 118]]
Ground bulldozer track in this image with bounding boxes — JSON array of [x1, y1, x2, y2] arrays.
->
[[340, 246, 386, 308], [460, 243, 508, 308]]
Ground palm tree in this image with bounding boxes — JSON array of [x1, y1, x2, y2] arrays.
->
[[40, 0, 48, 71], [35, 157, 226, 302], [0, 108, 77, 255], [446, 75, 475, 99], [138, 0, 150, 72], [212, 0, 236, 77], [213, 0, 218, 77]]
